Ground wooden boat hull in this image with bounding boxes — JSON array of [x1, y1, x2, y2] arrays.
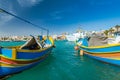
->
[[84, 52, 120, 66], [0, 36, 54, 77], [0, 47, 53, 76], [77, 38, 120, 66], [0, 58, 45, 76]]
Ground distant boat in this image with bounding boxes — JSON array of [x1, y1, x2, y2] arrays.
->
[[108, 31, 120, 44], [75, 34, 120, 66], [66, 34, 78, 41], [0, 36, 55, 77], [66, 32, 86, 41]]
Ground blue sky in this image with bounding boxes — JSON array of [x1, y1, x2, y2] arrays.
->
[[0, 0, 120, 35]]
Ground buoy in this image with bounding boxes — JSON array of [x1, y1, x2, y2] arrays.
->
[[74, 45, 79, 50]]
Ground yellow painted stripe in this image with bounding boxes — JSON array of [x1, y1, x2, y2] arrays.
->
[[43, 36, 47, 40], [0, 54, 40, 61], [80, 43, 120, 49], [0, 62, 29, 67], [108, 58, 120, 60], [12, 48, 17, 60], [49, 36, 54, 45]]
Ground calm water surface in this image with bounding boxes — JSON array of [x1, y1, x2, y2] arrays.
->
[[1, 41, 120, 80]]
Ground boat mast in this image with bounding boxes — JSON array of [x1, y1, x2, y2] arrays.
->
[[0, 8, 49, 37]]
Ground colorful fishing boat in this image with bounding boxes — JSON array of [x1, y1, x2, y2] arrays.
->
[[0, 36, 54, 77], [75, 34, 120, 66], [0, 8, 56, 78]]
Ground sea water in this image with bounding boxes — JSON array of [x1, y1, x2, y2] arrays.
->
[[0, 41, 25, 47], [1, 41, 120, 80]]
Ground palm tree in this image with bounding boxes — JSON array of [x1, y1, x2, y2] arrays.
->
[[104, 30, 109, 36], [115, 25, 120, 32], [109, 28, 114, 33]]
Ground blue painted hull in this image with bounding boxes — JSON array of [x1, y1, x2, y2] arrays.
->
[[17, 47, 53, 59], [0, 47, 53, 59], [0, 35, 55, 77], [0, 46, 53, 77]]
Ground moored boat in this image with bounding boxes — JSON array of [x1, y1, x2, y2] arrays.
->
[[0, 8, 55, 77], [0, 36, 54, 77], [76, 34, 120, 66]]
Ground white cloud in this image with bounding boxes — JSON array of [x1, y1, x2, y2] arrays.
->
[[0, 14, 13, 25], [17, 0, 43, 7], [0, 1, 14, 26], [50, 11, 63, 20]]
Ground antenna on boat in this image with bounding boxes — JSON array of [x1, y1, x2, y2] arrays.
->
[[0, 8, 49, 37]]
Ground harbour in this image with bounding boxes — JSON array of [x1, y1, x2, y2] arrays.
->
[[5, 41, 120, 80], [0, 0, 120, 80]]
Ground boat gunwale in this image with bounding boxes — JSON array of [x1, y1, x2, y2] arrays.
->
[[80, 43, 120, 49]]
